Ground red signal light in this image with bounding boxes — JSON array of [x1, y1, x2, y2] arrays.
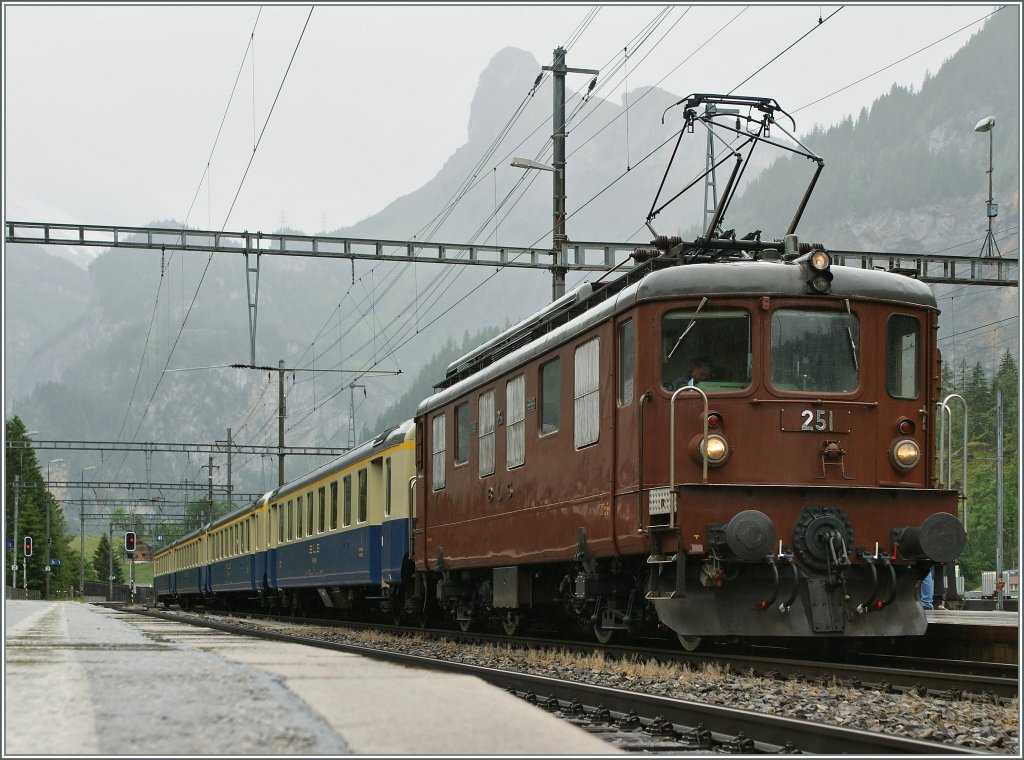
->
[[125, 531, 136, 553], [24, 536, 33, 557]]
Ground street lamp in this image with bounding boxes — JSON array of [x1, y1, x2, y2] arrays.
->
[[80, 465, 96, 599], [973, 116, 1001, 258], [510, 156, 567, 302], [45, 458, 64, 600]]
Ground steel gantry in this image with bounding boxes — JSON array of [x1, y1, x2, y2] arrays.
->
[[6, 220, 1019, 364]]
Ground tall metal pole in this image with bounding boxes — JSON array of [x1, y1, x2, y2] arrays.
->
[[542, 48, 598, 302], [108, 523, 113, 601], [80, 465, 96, 599], [279, 359, 286, 486], [995, 388, 1004, 611], [226, 427, 233, 510], [12, 474, 20, 590], [207, 456, 215, 522], [551, 46, 567, 302], [45, 458, 63, 600]]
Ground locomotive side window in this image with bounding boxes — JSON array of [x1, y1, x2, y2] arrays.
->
[[661, 309, 751, 391], [431, 414, 446, 490], [479, 390, 496, 477], [886, 314, 920, 399], [540, 359, 561, 435], [455, 402, 470, 465], [575, 338, 600, 448], [618, 320, 635, 405], [343, 475, 353, 526], [358, 469, 368, 523], [771, 309, 859, 392], [507, 374, 525, 469], [330, 481, 338, 529]]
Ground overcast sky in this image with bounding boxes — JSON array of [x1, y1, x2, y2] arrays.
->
[[3, 2, 1007, 243]]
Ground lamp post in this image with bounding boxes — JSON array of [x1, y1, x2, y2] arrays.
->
[[80, 465, 96, 599], [45, 458, 64, 600], [974, 116, 1001, 258]]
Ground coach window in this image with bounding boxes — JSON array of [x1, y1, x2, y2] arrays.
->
[[540, 358, 561, 435], [385, 458, 393, 517], [771, 309, 859, 393], [358, 469, 368, 523], [479, 390, 496, 477], [330, 481, 339, 529], [454, 402, 470, 466], [318, 487, 326, 533], [278, 503, 285, 544], [575, 338, 600, 448], [431, 414, 446, 490], [886, 314, 920, 399], [306, 493, 314, 536], [618, 320, 635, 405], [507, 374, 525, 469], [343, 475, 353, 526], [287, 500, 294, 541], [296, 496, 303, 537]]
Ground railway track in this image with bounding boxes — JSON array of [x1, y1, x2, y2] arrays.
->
[[127, 606, 1011, 753], [140, 606, 1017, 700]]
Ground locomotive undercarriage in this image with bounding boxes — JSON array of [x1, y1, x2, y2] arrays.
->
[[648, 554, 930, 642]]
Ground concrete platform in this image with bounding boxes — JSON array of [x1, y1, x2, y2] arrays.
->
[[856, 607, 1020, 664], [4, 600, 621, 755]]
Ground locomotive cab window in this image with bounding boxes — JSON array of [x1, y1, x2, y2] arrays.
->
[[661, 309, 751, 391], [886, 314, 920, 399], [771, 309, 859, 393]]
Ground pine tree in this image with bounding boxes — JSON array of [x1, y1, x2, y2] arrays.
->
[[91, 534, 125, 585]]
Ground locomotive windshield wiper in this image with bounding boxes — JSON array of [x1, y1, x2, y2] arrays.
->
[[844, 299, 859, 371], [668, 297, 708, 359]]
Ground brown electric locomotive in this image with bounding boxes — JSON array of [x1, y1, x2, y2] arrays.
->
[[407, 94, 965, 647]]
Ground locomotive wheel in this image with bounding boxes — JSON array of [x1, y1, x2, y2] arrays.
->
[[593, 624, 617, 645], [677, 634, 702, 652]]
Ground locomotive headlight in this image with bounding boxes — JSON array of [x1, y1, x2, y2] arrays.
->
[[805, 250, 834, 294], [890, 438, 921, 470], [701, 434, 730, 465], [809, 250, 831, 271]]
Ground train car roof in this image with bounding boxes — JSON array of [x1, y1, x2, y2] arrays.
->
[[272, 419, 415, 501], [418, 258, 937, 415]]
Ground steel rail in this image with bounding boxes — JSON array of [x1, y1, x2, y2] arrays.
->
[[126, 608, 989, 754]]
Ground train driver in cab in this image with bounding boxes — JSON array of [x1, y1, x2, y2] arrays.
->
[[664, 357, 713, 391]]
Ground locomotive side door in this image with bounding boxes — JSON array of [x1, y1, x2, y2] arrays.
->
[[613, 316, 644, 553]]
